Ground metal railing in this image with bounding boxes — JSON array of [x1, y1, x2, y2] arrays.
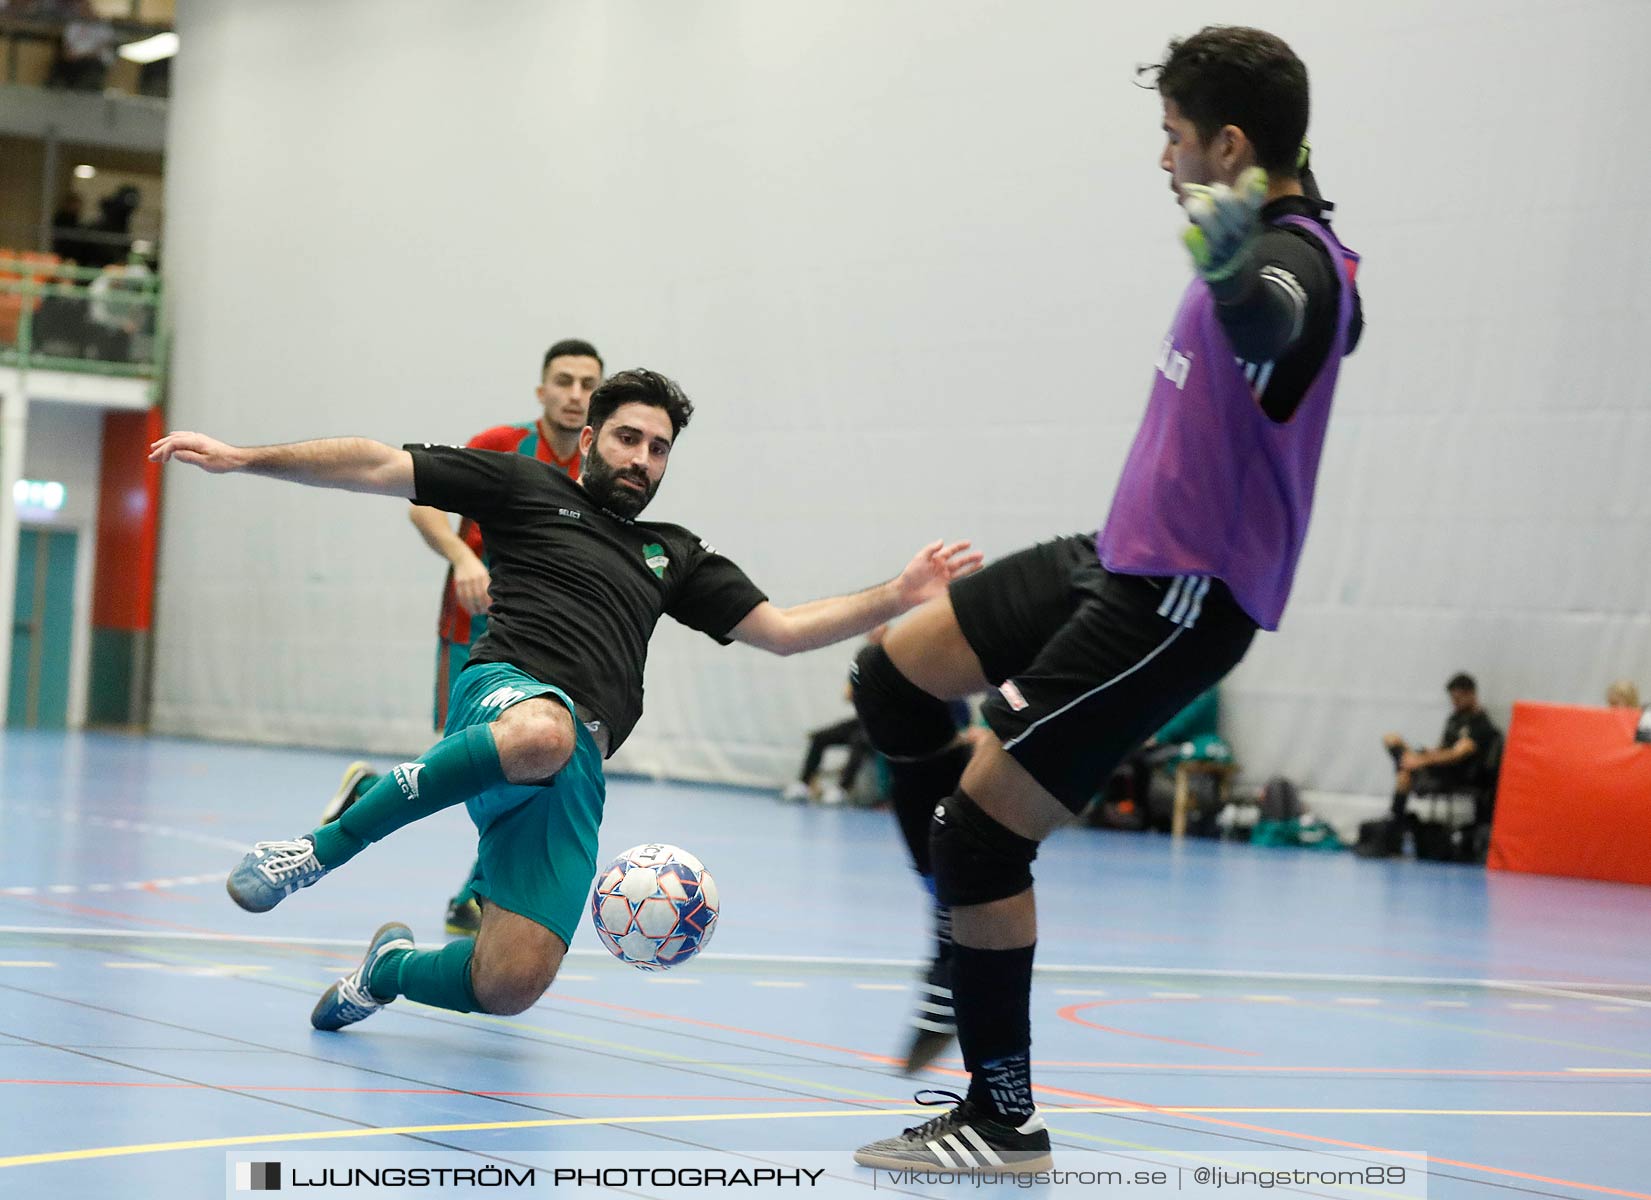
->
[[0, 253, 166, 394]]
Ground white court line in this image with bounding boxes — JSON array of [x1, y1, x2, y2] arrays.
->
[[0, 926, 386, 947], [1426, 1000, 1470, 1008], [0, 925, 1646, 995], [5, 805, 250, 852], [0, 961, 55, 967], [1499, 981, 1651, 1011], [1507, 1002, 1553, 1011], [855, 984, 906, 992], [1334, 998, 1382, 1006], [100, 961, 272, 974], [176, 965, 273, 977], [1240, 995, 1294, 1003], [753, 981, 805, 989], [557, 974, 594, 982], [0, 873, 224, 899]]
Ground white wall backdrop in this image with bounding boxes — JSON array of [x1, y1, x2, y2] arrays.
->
[[154, 0, 1651, 800]]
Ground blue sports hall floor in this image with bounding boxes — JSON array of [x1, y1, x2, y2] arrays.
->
[[2, 730, 1649, 1198]]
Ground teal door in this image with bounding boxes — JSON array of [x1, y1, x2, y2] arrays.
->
[[8, 527, 77, 728]]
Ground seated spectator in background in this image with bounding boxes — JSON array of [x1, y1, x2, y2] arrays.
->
[[1383, 672, 1500, 826], [73, 184, 143, 270], [29, 258, 94, 356], [1606, 680, 1641, 709], [782, 709, 873, 806], [87, 244, 155, 362], [50, 191, 86, 260], [782, 627, 889, 805], [784, 626, 969, 805]]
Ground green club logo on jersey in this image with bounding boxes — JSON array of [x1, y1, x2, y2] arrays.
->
[[643, 543, 669, 578]]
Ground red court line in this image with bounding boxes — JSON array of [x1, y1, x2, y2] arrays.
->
[[1019, 1062, 1622, 1077], [553, 995, 1647, 1197], [1020, 1075, 1651, 1200], [15, 893, 238, 934], [1057, 999, 1258, 1056], [17, 939, 1603, 1190], [137, 883, 203, 905], [841, 1057, 1651, 1200]]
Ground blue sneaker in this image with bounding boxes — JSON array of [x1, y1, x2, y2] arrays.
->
[[226, 834, 329, 913], [311, 922, 415, 1031]]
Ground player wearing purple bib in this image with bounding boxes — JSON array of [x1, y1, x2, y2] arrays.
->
[[850, 27, 1364, 1172]]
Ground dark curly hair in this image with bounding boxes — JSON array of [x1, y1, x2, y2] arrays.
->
[[1149, 26, 1308, 177], [586, 368, 695, 439]]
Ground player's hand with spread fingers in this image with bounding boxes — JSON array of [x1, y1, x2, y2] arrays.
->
[[893, 539, 985, 609], [148, 431, 247, 473], [1180, 165, 1268, 284]]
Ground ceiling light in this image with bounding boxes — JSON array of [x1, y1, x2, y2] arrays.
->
[[117, 32, 178, 65]]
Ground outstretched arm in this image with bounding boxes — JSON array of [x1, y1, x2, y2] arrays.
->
[[730, 539, 983, 657], [148, 432, 416, 498]]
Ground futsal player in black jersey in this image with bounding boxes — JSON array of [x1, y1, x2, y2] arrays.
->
[[151, 368, 981, 1033]]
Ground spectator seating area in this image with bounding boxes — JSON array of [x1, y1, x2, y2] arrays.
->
[[0, 248, 162, 374]]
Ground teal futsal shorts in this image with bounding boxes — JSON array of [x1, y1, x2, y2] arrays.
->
[[434, 636, 472, 730], [442, 660, 606, 946]]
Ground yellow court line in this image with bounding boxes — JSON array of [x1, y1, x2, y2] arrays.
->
[[0, 1108, 929, 1168], [42, 942, 902, 1106], [1293, 999, 1651, 1061], [463, 1010, 900, 1103], [7, 1106, 1651, 1169]]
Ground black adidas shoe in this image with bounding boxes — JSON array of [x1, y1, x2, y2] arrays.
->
[[902, 956, 955, 1074], [854, 1091, 1052, 1173]]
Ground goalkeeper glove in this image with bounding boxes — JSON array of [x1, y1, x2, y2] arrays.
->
[[1180, 166, 1268, 284]]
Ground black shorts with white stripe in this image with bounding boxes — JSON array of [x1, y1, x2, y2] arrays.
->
[[948, 534, 1257, 814]]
